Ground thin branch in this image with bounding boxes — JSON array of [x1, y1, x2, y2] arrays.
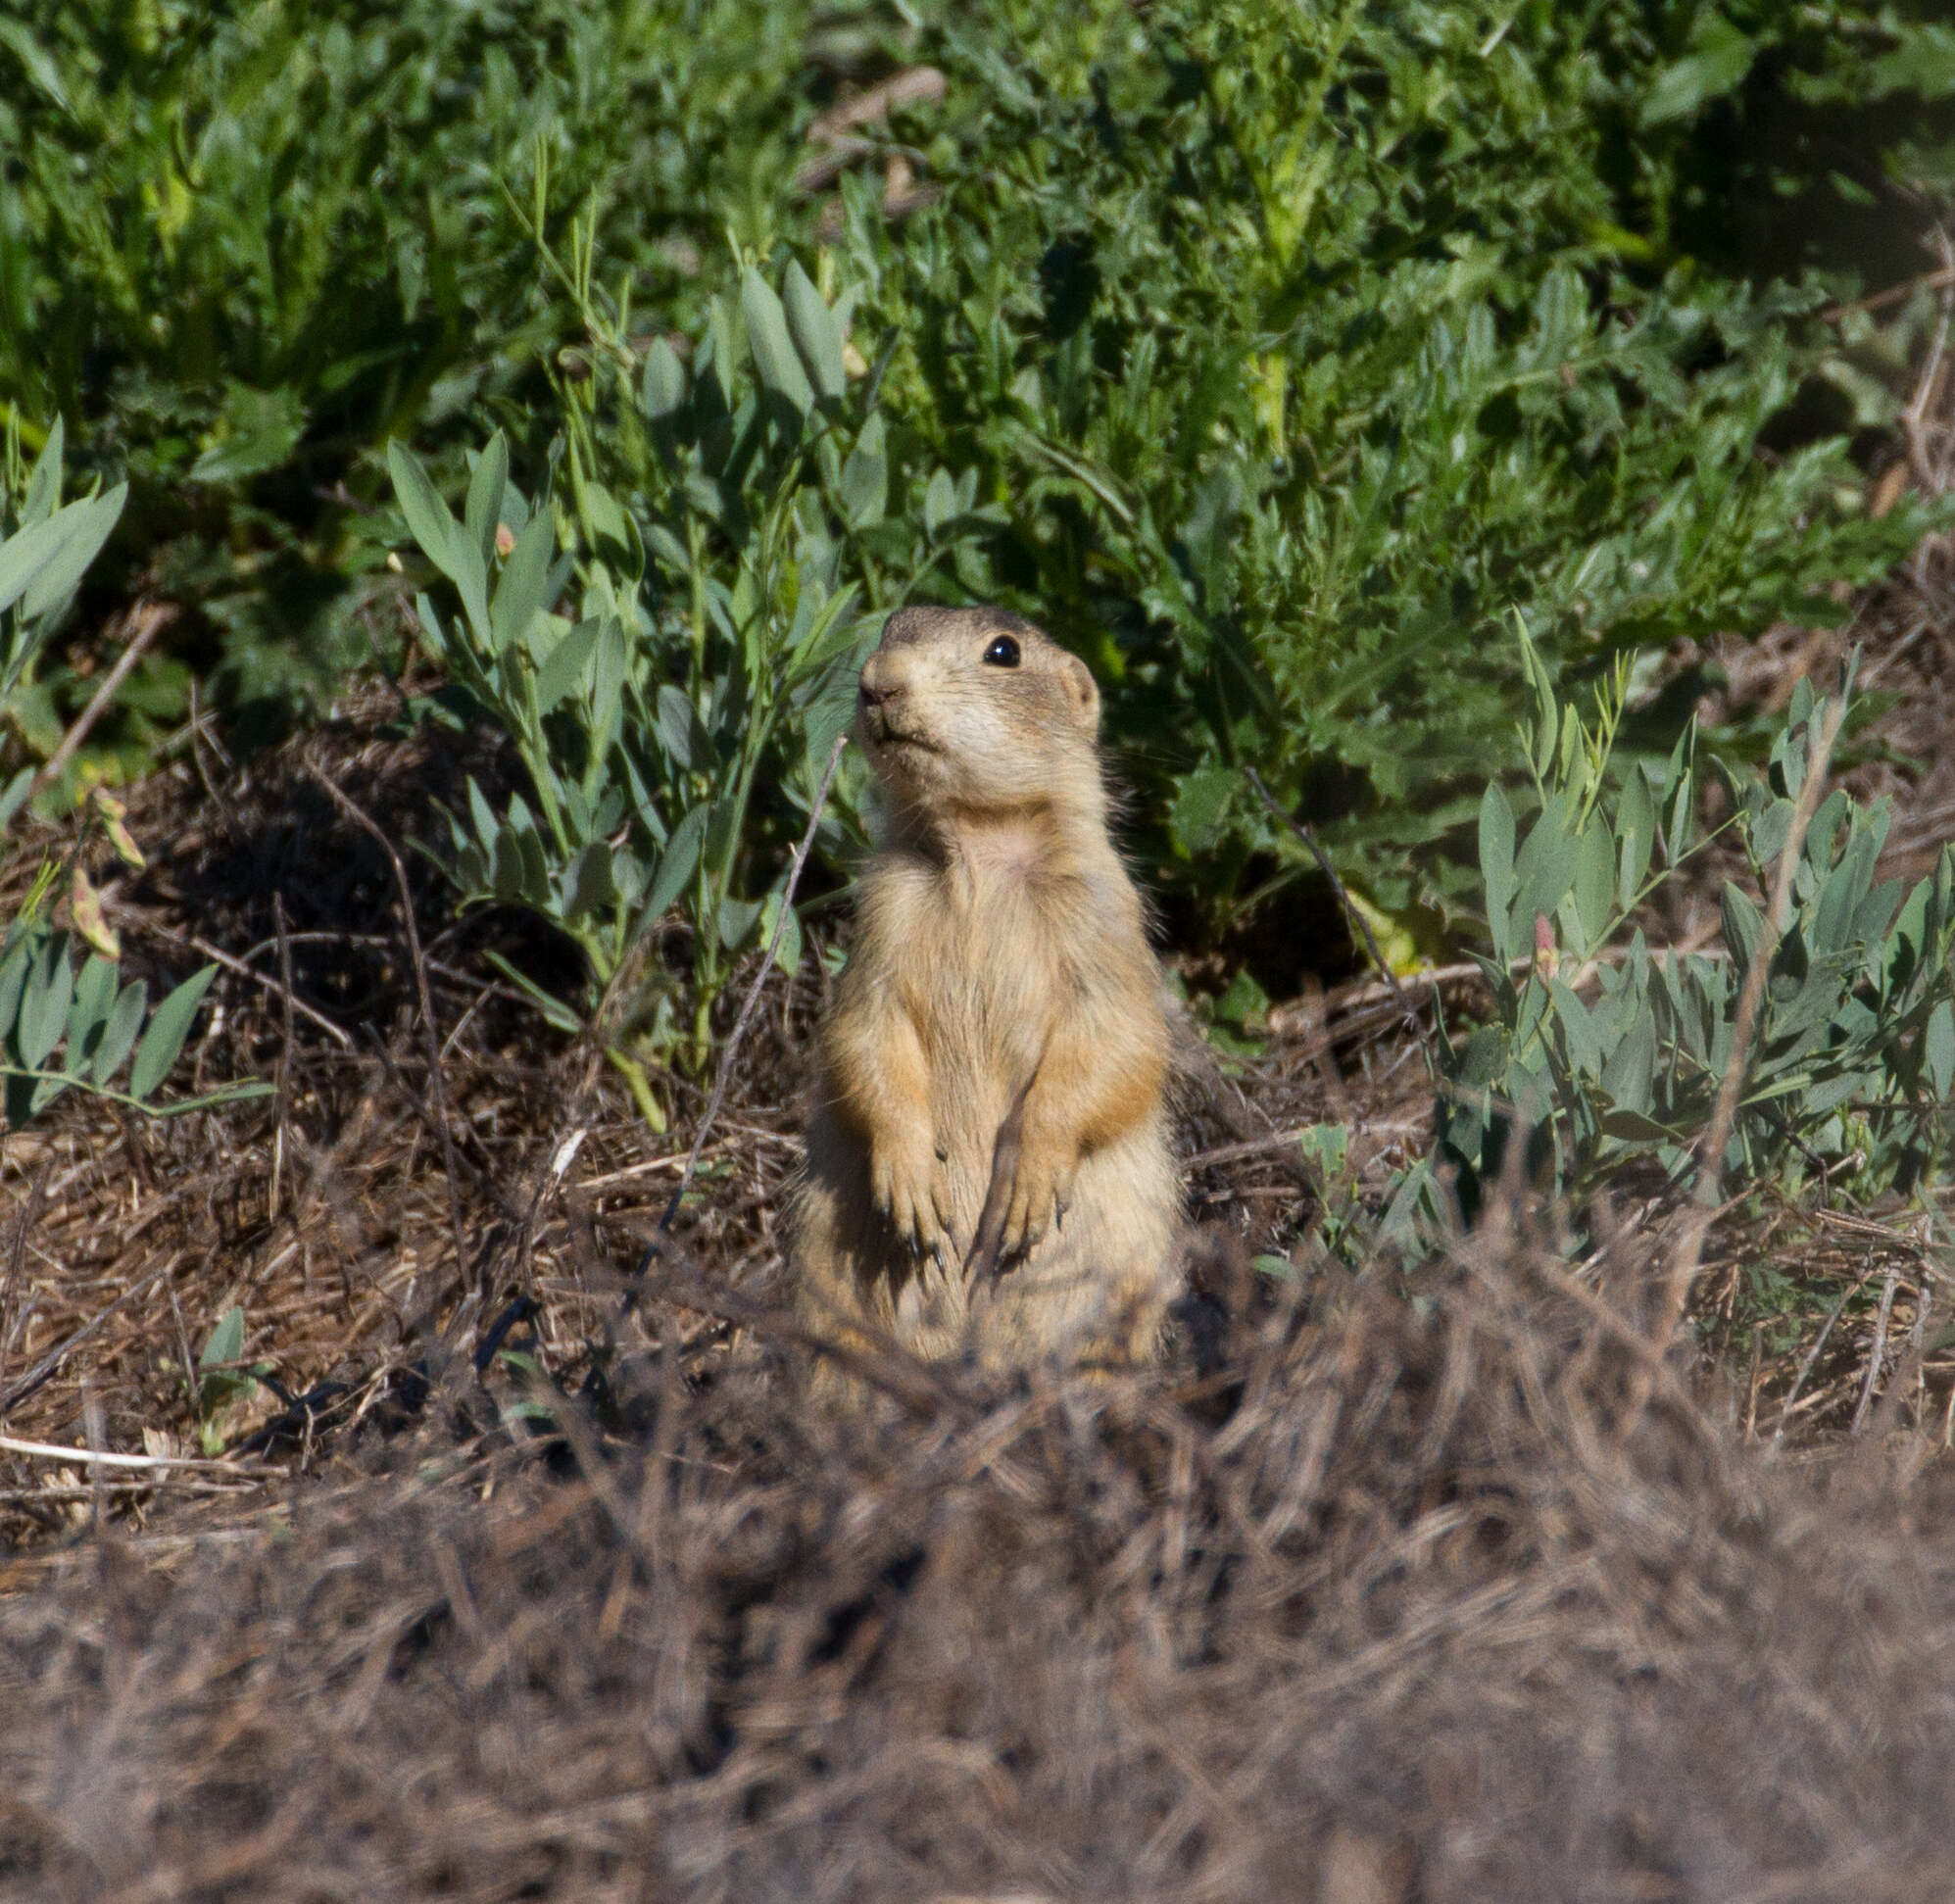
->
[[27, 601, 172, 797], [654, 730, 849, 1239], [1653, 687, 1849, 1368], [308, 767, 471, 1293]]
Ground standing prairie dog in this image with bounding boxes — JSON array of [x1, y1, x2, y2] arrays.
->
[[792, 606, 1181, 1379]]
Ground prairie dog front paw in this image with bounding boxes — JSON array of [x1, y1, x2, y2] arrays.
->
[[872, 1135, 953, 1258]]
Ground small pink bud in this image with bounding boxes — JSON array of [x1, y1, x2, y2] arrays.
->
[[495, 522, 516, 558]]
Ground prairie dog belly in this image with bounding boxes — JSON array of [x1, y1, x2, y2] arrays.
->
[[795, 1101, 1177, 1373]]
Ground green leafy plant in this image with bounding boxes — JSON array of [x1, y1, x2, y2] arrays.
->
[[1395, 637, 1955, 1234], [837, 0, 1955, 934], [194, 1306, 275, 1456], [390, 250, 994, 1115], [0, 0, 883, 725], [0, 421, 265, 1127]]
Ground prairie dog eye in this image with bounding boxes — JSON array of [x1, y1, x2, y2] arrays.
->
[[982, 634, 1021, 668]]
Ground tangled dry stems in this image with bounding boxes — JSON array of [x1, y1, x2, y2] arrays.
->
[[6, 1211, 1955, 1902]]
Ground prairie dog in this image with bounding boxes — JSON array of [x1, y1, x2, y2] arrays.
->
[[792, 606, 1180, 1379]]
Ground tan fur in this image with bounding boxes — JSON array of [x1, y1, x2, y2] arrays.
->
[[791, 606, 1181, 1382]]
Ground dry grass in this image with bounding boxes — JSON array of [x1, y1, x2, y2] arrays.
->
[[8, 1203, 1955, 1901]]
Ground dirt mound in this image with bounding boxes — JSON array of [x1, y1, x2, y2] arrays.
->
[[6, 1218, 1955, 1903]]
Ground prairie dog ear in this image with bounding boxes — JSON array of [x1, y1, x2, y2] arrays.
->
[[1058, 652, 1100, 734]]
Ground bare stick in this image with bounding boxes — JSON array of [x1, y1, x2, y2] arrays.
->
[[308, 767, 471, 1293], [28, 602, 172, 797], [1850, 1267, 1902, 1437], [655, 730, 850, 1237], [1653, 687, 1848, 1364], [174, 931, 354, 1050], [0, 1431, 245, 1473], [1821, 259, 1955, 323], [1246, 767, 1423, 1043]]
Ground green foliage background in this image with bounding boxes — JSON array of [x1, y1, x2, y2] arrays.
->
[[2, 0, 1953, 937]]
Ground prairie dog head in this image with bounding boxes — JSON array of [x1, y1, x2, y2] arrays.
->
[[855, 607, 1103, 822]]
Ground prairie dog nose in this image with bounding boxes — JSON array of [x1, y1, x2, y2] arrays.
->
[[857, 651, 909, 708]]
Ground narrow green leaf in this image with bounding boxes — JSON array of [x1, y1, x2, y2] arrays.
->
[[1479, 782, 1516, 963], [1608, 769, 1644, 901], [21, 486, 127, 622], [465, 432, 510, 570], [92, 979, 148, 1085], [129, 965, 219, 1100]]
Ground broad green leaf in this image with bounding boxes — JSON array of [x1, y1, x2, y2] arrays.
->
[[129, 964, 219, 1099], [0, 766, 33, 831], [67, 952, 118, 1058], [17, 935, 72, 1070], [1640, 19, 1758, 125], [20, 417, 63, 527], [782, 259, 846, 404], [715, 893, 761, 952], [490, 509, 555, 656], [1617, 765, 1655, 909], [534, 617, 600, 712], [20, 487, 128, 622], [1572, 818, 1615, 952], [840, 415, 887, 526], [923, 467, 956, 537], [758, 886, 804, 976], [642, 337, 688, 419], [1172, 767, 1240, 856], [1929, 1001, 1955, 1101], [1548, 977, 1600, 1078], [1599, 1006, 1656, 1115], [1721, 886, 1765, 980], [563, 841, 618, 921], [742, 269, 815, 415], [656, 684, 700, 767], [389, 443, 489, 637], [199, 1304, 244, 1373], [643, 804, 708, 921]]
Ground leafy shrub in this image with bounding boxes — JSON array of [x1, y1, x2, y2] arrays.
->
[[0, 423, 263, 1125], [389, 257, 993, 1109], [1391, 638, 1955, 1235], [0, 0, 873, 725], [836, 0, 1955, 928]]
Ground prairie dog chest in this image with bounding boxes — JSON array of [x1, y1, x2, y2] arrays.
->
[[872, 853, 1081, 1088]]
